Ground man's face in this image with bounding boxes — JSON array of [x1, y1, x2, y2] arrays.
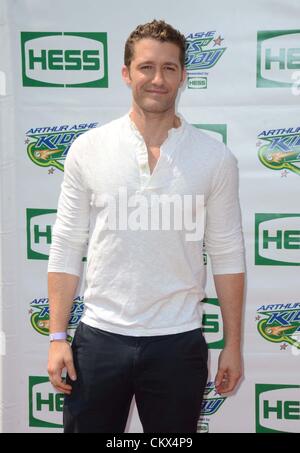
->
[[122, 38, 186, 114]]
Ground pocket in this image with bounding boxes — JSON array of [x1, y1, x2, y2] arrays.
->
[[199, 330, 209, 363], [71, 321, 83, 349], [188, 328, 208, 363]]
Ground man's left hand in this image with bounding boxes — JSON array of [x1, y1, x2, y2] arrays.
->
[[214, 346, 242, 395]]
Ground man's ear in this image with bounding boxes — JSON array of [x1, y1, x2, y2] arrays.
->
[[122, 64, 131, 86], [179, 67, 187, 87]]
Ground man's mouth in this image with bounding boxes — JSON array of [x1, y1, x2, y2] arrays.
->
[[145, 89, 168, 94]]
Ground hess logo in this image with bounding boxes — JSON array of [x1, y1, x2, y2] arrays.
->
[[255, 213, 300, 266], [29, 377, 63, 428], [257, 30, 300, 87], [26, 208, 88, 262], [21, 32, 108, 88], [256, 384, 300, 433]]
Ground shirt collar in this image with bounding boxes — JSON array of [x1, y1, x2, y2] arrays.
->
[[125, 111, 186, 142]]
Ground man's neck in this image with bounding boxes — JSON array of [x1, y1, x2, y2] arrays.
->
[[129, 107, 181, 148]]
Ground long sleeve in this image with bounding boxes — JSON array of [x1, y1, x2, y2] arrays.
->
[[48, 136, 91, 277], [204, 145, 245, 275]]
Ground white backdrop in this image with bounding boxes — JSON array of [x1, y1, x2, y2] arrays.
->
[[0, 0, 299, 433]]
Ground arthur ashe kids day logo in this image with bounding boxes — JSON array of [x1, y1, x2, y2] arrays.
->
[[256, 302, 300, 350], [185, 31, 226, 89], [197, 381, 227, 433], [29, 296, 84, 340], [257, 29, 300, 88], [25, 122, 98, 171], [21, 32, 108, 88], [257, 126, 300, 176]]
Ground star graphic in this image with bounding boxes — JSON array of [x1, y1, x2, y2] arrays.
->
[[280, 343, 288, 350], [281, 170, 288, 177], [255, 315, 261, 321], [48, 167, 55, 175], [213, 35, 224, 46], [256, 140, 262, 147], [28, 309, 33, 314], [24, 138, 30, 145]]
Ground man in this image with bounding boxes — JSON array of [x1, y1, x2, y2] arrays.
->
[[47, 19, 245, 433]]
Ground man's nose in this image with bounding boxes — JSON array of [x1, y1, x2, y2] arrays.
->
[[152, 69, 164, 85]]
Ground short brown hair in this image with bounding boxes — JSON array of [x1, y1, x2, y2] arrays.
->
[[124, 19, 186, 68]]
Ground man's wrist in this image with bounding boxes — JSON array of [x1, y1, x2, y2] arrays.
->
[[49, 332, 67, 342], [224, 342, 241, 350]]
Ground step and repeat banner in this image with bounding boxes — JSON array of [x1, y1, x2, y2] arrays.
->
[[0, 0, 299, 433]]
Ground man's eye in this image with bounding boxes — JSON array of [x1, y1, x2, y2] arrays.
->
[[141, 66, 152, 70], [165, 66, 175, 71]]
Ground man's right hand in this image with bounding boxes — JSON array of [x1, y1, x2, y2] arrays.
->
[[47, 341, 77, 395]]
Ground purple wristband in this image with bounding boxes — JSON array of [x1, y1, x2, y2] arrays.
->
[[49, 332, 67, 342]]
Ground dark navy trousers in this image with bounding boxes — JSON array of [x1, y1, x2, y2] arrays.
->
[[64, 321, 208, 433]]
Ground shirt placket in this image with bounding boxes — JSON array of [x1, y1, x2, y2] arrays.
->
[[129, 123, 167, 193], [127, 114, 184, 193], [135, 136, 152, 191]]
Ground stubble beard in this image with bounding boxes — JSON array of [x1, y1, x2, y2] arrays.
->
[[134, 91, 177, 115]]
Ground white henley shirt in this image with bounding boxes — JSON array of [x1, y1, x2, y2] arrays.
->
[[48, 113, 245, 336]]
